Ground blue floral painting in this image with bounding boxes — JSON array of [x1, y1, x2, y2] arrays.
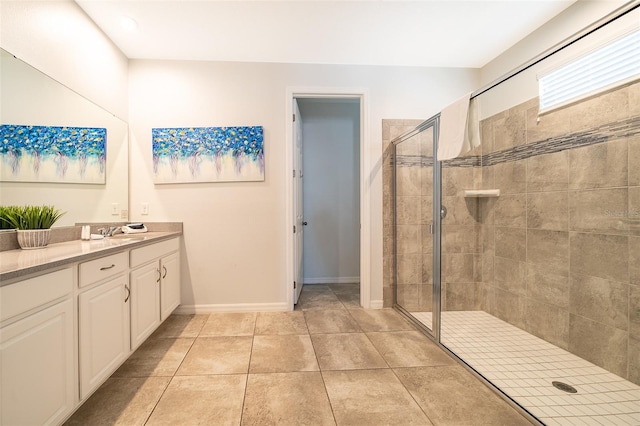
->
[[0, 125, 106, 184], [152, 126, 264, 183]]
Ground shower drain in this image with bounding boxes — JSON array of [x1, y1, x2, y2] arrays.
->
[[552, 381, 578, 393]]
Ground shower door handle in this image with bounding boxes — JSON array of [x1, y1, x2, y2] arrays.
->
[[440, 205, 447, 219]]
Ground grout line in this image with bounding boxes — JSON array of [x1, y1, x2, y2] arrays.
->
[[312, 284, 340, 425], [142, 315, 204, 425], [239, 314, 258, 425]]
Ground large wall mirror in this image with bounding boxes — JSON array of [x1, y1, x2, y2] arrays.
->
[[0, 49, 128, 226]]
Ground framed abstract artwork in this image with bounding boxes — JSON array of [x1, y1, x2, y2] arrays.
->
[[151, 126, 264, 183], [0, 124, 107, 184]]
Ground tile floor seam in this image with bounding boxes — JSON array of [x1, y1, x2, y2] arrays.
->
[[316, 286, 344, 424], [388, 365, 437, 425], [238, 333, 255, 425], [142, 373, 177, 425], [362, 328, 393, 370], [300, 296, 340, 424], [142, 319, 204, 425]]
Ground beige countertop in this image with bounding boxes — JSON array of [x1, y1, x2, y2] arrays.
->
[[0, 231, 182, 284]]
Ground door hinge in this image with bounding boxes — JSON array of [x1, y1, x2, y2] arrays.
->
[[294, 281, 297, 289], [293, 225, 296, 234], [293, 113, 296, 122], [293, 170, 296, 178]]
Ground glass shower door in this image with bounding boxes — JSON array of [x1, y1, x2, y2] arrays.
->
[[393, 119, 438, 335]]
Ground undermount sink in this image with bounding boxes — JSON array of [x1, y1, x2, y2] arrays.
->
[[109, 234, 148, 241], [88, 234, 149, 245]]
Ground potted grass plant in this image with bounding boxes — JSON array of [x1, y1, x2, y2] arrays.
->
[[0, 206, 18, 230], [0, 205, 66, 249]]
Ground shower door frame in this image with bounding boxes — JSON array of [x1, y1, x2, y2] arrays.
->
[[392, 113, 442, 341]]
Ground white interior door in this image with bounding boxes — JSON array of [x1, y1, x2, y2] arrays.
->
[[293, 99, 304, 304]]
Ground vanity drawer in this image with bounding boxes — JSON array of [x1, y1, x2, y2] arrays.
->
[[1, 268, 73, 323], [130, 238, 179, 268], [79, 252, 128, 288]]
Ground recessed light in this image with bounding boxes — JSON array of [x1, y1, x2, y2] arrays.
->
[[119, 16, 138, 31]]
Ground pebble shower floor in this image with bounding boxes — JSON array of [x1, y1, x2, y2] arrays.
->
[[411, 311, 640, 426]]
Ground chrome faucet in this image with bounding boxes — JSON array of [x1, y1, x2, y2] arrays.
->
[[97, 226, 122, 237]]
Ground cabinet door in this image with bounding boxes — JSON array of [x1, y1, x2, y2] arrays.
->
[[79, 275, 130, 400], [1, 298, 75, 426], [130, 262, 161, 350], [160, 252, 181, 320]]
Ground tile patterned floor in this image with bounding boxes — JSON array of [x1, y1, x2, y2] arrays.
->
[[412, 311, 640, 426], [65, 285, 532, 426]]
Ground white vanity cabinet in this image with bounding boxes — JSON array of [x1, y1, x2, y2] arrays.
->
[[129, 261, 161, 349], [0, 232, 181, 425], [160, 251, 180, 320], [0, 268, 75, 426], [78, 252, 130, 400], [129, 238, 180, 349]]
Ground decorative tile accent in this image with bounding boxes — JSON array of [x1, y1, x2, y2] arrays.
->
[[393, 116, 640, 169], [483, 116, 639, 167]]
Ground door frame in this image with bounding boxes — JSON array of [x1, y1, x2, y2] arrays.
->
[[292, 98, 304, 304], [285, 87, 370, 310]]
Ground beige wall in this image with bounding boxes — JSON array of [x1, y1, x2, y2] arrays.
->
[[480, 0, 627, 87], [128, 60, 479, 310], [0, 1, 480, 310], [0, 1, 129, 120]]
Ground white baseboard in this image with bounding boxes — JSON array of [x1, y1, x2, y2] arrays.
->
[[173, 302, 290, 314], [369, 299, 384, 309], [303, 276, 360, 284]]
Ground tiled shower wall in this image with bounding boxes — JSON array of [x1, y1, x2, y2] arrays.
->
[[382, 80, 640, 385], [478, 81, 640, 385], [439, 156, 482, 312]]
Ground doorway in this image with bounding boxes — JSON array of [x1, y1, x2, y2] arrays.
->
[[285, 88, 370, 311], [296, 98, 361, 305]]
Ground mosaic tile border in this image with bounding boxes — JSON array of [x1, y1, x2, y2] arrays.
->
[[394, 115, 640, 169]]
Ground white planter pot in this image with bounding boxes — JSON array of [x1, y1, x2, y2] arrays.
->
[[16, 229, 52, 249]]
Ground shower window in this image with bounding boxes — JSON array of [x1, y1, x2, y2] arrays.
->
[[539, 27, 640, 114]]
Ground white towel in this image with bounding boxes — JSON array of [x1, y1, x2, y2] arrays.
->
[[436, 92, 481, 161]]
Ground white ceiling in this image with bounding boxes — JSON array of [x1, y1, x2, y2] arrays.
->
[[76, 0, 577, 68]]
